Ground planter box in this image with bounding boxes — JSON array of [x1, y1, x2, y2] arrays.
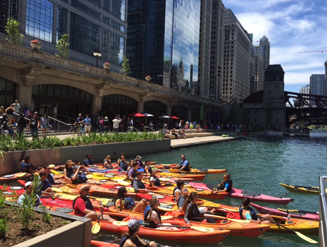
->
[[6, 202, 92, 247], [0, 139, 171, 176]]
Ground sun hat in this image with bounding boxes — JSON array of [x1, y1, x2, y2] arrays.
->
[[128, 219, 140, 230], [25, 181, 33, 188], [79, 185, 91, 194], [135, 155, 142, 160], [66, 159, 75, 165]]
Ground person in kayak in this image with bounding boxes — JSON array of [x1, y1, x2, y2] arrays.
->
[[120, 219, 157, 247], [71, 164, 90, 184], [213, 174, 233, 193], [17, 181, 42, 206], [42, 165, 55, 185], [135, 155, 144, 169], [149, 169, 161, 187], [119, 154, 128, 171], [144, 159, 152, 175], [38, 171, 54, 196], [73, 185, 115, 222], [115, 186, 147, 213], [178, 154, 191, 172], [103, 155, 113, 169], [177, 188, 189, 212], [83, 154, 94, 167], [21, 155, 39, 174], [239, 198, 275, 224], [64, 159, 78, 182], [173, 180, 185, 201], [182, 192, 215, 224], [144, 196, 179, 230], [127, 161, 139, 180], [131, 172, 148, 192]]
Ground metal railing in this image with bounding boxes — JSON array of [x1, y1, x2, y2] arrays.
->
[[48, 116, 72, 133], [143, 126, 156, 132], [319, 176, 327, 247], [127, 126, 141, 132]]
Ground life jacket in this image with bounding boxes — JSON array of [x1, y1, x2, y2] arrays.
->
[[72, 172, 88, 184], [239, 206, 258, 220], [186, 203, 201, 222], [119, 161, 128, 171], [128, 169, 137, 179], [145, 165, 152, 174], [120, 235, 143, 247], [143, 205, 162, 228], [131, 178, 145, 189], [21, 162, 27, 170], [221, 179, 233, 193], [149, 176, 160, 187], [165, 210, 184, 218], [47, 173, 55, 184], [72, 196, 94, 215], [123, 197, 135, 209], [66, 167, 74, 178]]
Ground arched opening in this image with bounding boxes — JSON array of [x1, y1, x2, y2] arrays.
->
[[144, 100, 167, 126], [172, 104, 188, 121], [191, 108, 200, 122], [0, 78, 16, 107], [32, 85, 92, 119], [101, 94, 137, 122]]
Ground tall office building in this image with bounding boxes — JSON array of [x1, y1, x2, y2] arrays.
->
[[259, 35, 270, 71], [300, 84, 310, 94], [209, 0, 224, 100], [253, 45, 264, 93], [127, 0, 200, 92], [0, 0, 127, 70], [310, 74, 326, 95], [222, 9, 253, 104]]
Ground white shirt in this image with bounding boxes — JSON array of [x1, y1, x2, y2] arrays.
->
[[112, 118, 121, 128]]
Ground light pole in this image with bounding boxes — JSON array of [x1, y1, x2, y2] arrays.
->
[[93, 47, 102, 67]]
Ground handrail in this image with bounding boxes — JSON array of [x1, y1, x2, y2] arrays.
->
[[319, 175, 327, 247], [48, 116, 72, 126], [143, 126, 156, 132], [127, 126, 141, 132], [57, 114, 76, 123]]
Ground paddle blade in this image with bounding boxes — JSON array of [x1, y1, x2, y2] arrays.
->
[[92, 223, 101, 234], [190, 226, 215, 232], [16, 172, 26, 178], [295, 231, 318, 244], [51, 187, 63, 193], [169, 169, 180, 173], [113, 221, 129, 226]]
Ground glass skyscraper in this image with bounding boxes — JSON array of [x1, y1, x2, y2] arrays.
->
[[0, 0, 127, 67], [127, 0, 200, 90]]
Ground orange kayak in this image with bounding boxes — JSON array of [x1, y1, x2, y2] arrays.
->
[[90, 241, 118, 247], [92, 220, 230, 244], [0, 172, 32, 183]]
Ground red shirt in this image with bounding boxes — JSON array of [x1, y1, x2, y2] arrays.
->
[[74, 197, 87, 217]]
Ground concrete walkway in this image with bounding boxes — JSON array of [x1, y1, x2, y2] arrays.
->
[[170, 135, 240, 148]]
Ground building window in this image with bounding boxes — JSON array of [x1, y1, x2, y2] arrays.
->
[[26, 0, 54, 42]]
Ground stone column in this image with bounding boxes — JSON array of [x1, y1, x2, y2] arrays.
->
[[92, 95, 102, 118], [137, 102, 144, 113], [187, 108, 191, 121], [166, 104, 172, 115], [17, 84, 33, 107]]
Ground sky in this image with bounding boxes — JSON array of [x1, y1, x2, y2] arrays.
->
[[225, 0, 327, 93]]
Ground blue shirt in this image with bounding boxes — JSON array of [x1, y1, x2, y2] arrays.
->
[[179, 159, 190, 171], [83, 158, 94, 166], [84, 117, 91, 126]]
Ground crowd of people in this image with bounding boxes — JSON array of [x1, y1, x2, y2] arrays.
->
[[16, 151, 277, 247]]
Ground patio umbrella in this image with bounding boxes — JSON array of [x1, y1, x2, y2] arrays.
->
[[171, 116, 179, 120], [134, 113, 145, 117], [159, 115, 170, 123], [143, 113, 154, 125]]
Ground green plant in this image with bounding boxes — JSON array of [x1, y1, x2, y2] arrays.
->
[[0, 191, 5, 209], [0, 217, 7, 240], [55, 34, 70, 59], [120, 55, 131, 76], [18, 175, 41, 228], [40, 205, 52, 224], [5, 17, 24, 45]]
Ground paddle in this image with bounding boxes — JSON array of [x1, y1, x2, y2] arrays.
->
[[277, 208, 319, 215], [169, 169, 180, 173], [259, 216, 318, 244], [113, 221, 215, 232], [92, 208, 103, 234], [203, 214, 250, 223]]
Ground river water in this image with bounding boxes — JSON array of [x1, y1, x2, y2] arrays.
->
[[95, 130, 327, 246]]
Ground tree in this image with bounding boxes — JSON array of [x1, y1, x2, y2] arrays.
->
[[55, 34, 70, 59], [120, 55, 131, 76], [5, 17, 24, 45]]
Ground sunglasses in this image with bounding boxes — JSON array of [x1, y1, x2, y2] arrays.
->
[[83, 189, 90, 192]]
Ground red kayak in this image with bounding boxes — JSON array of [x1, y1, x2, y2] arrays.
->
[[250, 203, 319, 221], [91, 241, 118, 247], [229, 188, 293, 205]]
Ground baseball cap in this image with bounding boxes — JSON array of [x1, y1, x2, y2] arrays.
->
[[128, 219, 140, 230], [25, 181, 33, 188]]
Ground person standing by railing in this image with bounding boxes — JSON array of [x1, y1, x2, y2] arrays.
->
[[40, 113, 52, 136], [84, 114, 92, 135], [28, 111, 40, 138]]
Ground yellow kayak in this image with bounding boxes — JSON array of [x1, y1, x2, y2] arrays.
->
[[279, 183, 323, 194]]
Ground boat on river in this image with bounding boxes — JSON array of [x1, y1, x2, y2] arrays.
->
[[279, 183, 323, 194]]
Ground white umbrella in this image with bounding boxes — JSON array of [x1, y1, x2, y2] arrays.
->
[[159, 115, 170, 123], [143, 113, 154, 125]]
